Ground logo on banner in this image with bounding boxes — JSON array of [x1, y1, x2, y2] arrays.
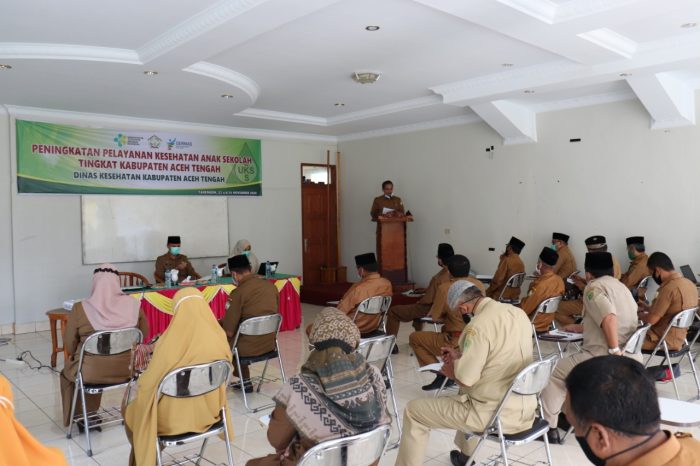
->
[[113, 133, 145, 147], [166, 138, 193, 151], [113, 134, 127, 147], [148, 135, 162, 149]]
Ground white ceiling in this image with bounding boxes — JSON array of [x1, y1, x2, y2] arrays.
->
[[1, 0, 700, 142]]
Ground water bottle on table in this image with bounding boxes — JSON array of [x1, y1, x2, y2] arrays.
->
[[211, 264, 218, 284], [265, 261, 271, 279], [165, 269, 172, 288]]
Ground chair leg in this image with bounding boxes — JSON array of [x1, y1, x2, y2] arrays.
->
[[543, 427, 554, 466], [497, 419, 509, 466], [234, 352, 252, 412], [258, 358, 270, 393], [156, 438, 164, 466], [556, 341, 564, 358], [686, 351, 700, 401], [66, 378, 80, 439], [278, 353, 287, 383], [195, 437, 209, 466], [433, 377, 448, 398], [664, 344, 680, 400], [385, 373, 402, 447], [221, 408, 235, 466], [80, 387, 93, 456], [561, 425, 575, 443], [533, 331, 543, 361], [464, 436, 486, 466]]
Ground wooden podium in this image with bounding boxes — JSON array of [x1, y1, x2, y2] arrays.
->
[[376, 216, 414, 291]]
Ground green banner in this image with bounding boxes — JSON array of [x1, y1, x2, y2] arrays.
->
[[16, 120, 262, 195]]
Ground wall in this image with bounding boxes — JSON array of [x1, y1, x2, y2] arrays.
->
[[338, 98, 700, 287], [0, 107, 335, 331]]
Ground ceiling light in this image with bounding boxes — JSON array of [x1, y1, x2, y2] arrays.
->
[[523, 89, 535, 94], [221, 93, 234, 99], [619, 72, 632, 77], [365, 25, 380, 31], [681, 22, 697, 28], [143, 70, 158, 76], [352, 71, 381, 84], [0, 64, 12, 70], [501, 63, 514, 67]]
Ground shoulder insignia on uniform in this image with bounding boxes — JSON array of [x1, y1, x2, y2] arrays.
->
[[586, 291, 595, 301], [462, 326, 477, 352]]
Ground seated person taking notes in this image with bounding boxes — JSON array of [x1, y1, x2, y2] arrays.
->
[[154, 235, 200, 282]]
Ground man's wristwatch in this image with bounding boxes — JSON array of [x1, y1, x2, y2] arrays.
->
[[608, 347, 621, 355]]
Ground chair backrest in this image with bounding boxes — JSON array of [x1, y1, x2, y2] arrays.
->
[[232, 314, 282, 348], [157, 360, 232, 398], [355, 296, 392, 316], [669, 308, 698, 330], [82, 328, 142, 357], [297, 424, 391, 466], [623, 324, 652, 355], [531, 296, 562, 322], [118, 271, 151, 287], [510, 355, 559, 396], [637, 275, 651, 289], [356, 335, 395, 373], [498, 272, 526, 301]]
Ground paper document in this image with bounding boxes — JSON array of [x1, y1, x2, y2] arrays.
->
[[259, 414, 271, 426], [63, 300, 77, 311], [382, 207, 395, 214], [543, 329, 583, 341], [417, 362, 444, 373], [326, 300, 340, 305]]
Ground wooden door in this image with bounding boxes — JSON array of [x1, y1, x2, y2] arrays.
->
[[301, 164, 338, 285]]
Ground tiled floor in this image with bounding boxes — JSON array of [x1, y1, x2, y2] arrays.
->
[[2, 303, 699, 465]]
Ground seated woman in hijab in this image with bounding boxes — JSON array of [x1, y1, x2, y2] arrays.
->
[[1, 376, 69, 466], [232, 239, 260, 276], [60, 264, 149, 429], [247, 307, 390, 466], [123, 288, 233, 466]]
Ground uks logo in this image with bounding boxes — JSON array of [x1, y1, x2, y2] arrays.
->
[[167, 138, 176, 151], [148, 135, 162, 149], [113, 134, 127, 147]]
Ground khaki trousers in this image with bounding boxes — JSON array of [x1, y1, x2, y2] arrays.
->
[[409, 331, 457, 367], [555, 299, 582, 326], [386, 303, 431, 337], [395, 396, 481, 466]]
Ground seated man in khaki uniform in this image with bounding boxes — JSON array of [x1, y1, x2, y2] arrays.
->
[[551, 232, 577, 280], [221, 254, 279, 391], [519, 247, 564, 332], [320, 252, 392, 335], [485, 236, 525, 302], [541, 252, 639, 444], [370, 180, 404, 220], [395, 281, 536, 466], [565, 356, 700, 466], [154, 235, 200, 282], [385, 243, 454, 353], [556, 235, 621, 326], [638, 252, 698, 351], [408, 254, 485, 391], [621, 236, 649, 298]]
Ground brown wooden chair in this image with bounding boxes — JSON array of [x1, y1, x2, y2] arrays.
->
[[118, 271, 151, 287]]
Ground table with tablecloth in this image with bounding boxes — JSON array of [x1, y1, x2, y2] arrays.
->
[[129, 274, 301, 342]]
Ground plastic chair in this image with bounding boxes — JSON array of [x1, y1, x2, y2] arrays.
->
[[297, 424, 391, 466], [643, 308, 700, 400], [498, 273, 526, 305], [463, 355, 559, 466], [118, 271, 151, 287], [357, 335, 401, 448], [353, 295, 393, 337], [634, 275, 652, 303], [155, 360, 234, 466], [231, 313, 286, 412], [66, 328, 143, 457]]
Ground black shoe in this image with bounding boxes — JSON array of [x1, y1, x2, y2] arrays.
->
[[537, 427, 561, 445], [557, 412, 571, 431], [392, 345, 399, 355], [232, 381, 254, 393], [449, 450, 470, 466], [76, 420, 102, 434], [421, 374, 446, 391]]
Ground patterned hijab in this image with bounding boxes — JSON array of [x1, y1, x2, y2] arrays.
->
[[275, 308, 388, 443]]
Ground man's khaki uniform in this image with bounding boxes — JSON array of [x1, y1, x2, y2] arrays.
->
[[409, 277, 485, 367], [370, 195, 404, 220], [542, 275, 640, 427], [552, 245, 577, 280], [519, 271, 564, 332], [556, 256, 622, 326], [642, 272, 698, 351], [485, 254, 525, 301], [627, 431, 700, 466], [395, 298, 535, 466], [221, 274, 279, 379], [154, 253, 199, 282], [337, 272, 393, 334], [621, 253, 649, 289], [386, 267, 450, 337]]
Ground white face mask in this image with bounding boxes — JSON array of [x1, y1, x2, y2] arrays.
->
[[384, 194, 392, 199]]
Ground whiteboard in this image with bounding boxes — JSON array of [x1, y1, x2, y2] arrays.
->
[[81, 196, 229, 264]]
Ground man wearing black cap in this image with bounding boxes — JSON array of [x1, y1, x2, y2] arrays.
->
[[370, 180, 405, 220], [409, 255, 485, 390], [485, 237, 525, 302], [621, 236, 649, 291], [221, 254, 279, 389], [385, 243, 454, 347], [540, 251, 639, 444], [335, 252, 392, 334], [518, 247, 564, 332], [556, 235, 621, 326], [154, 235, 200, 283], [551, 232, 577, 280]]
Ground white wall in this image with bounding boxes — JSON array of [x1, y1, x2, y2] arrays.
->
[[338, 98, 700, 287], [0, 108, 335, 330]]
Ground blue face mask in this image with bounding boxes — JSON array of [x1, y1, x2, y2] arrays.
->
[[169, 247, 180, 255], [243, 251, 250, 256], [551, 244, 557, 251]]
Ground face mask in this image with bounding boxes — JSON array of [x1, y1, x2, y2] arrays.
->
[[169, 247, 180, 255], [384, 194, 392, 199], [243, 251, 250, 256], [576, 426, 659, 466], [551, 243, 557, 251], [653, 273, 662, 285], [627, 250, 635, 260]]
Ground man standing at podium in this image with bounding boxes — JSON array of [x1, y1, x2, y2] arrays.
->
[[370, 180, 404, 220]]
